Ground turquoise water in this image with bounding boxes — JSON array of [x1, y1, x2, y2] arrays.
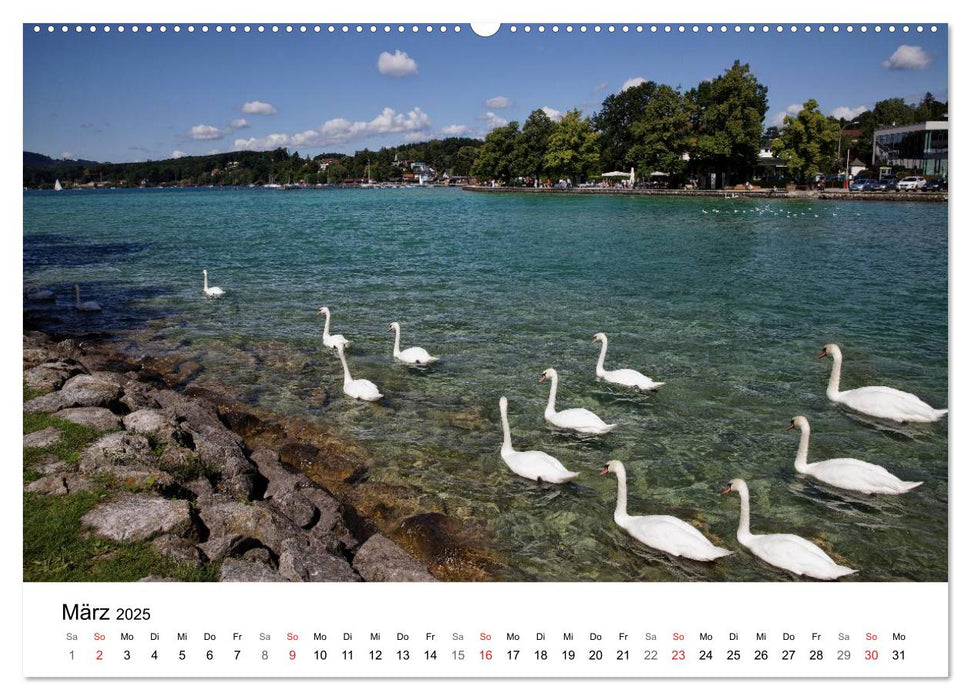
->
[[24, 188, 948, 581]]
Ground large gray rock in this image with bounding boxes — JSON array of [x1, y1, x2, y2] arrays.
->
[[277, 537, 360, 582], [198, 534, 247, 562], [24, 372, 124, 413], [353, 534, 436, 582], [219, 558, 285, 582], [25, 473, 95, 495], [81, 495, 193, 542], [24, 361, 81, 393], [269, 492, 317, 529], [32, 455, 71, 475], [77, 432, 173, 489], [119, 380, 161, 412], [23, 426, 62, 449], [197, 501, 302, 555], [155, 390, 224, 434], [123, 409, 178, 438], [55, 407, 122, 432]]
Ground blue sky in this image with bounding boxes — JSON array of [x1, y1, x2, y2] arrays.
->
[[23, 23, 948, 162]]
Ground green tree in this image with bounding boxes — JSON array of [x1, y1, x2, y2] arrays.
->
[[687, 60, 768, 183], [544, 109, 600, 183], [471, 122, 520, 183], [771, 99, 840, 184], [627, 85, 692, 179], [591, 81, 658, 171], [513, 109, 557, 182]]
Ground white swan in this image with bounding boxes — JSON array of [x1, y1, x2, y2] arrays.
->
[[202, 269, 224, 298], [335, 341, 382, 401], [593, 333, 664, 391], [388, 322, 438, 365], [820, 343, 946, 423], [722, 478, 857, 580], [73, 285, 101, 312], [788, 415, 922, 495], [317, 306, 350, 350], [499, 396, 579, 484], [540, 368, 616, 435], [601, 460, 732, 561], [25, 285, 55, 302]]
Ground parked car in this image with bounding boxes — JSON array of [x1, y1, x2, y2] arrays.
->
[[897, 176, 927, 191], [875, 177, 899, 191], [850, 179, 875, 192], [922, 178, 947, 192]]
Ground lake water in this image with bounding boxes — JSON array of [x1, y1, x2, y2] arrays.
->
[[23, 187, 948, 581]]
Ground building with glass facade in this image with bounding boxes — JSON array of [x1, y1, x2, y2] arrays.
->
[[872, 121, 948, 176]]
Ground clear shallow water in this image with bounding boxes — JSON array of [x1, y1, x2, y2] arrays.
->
[[24, 188, 948, 581]]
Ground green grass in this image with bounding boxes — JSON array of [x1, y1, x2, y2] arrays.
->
[[23, 491, 219, 582], [23, 413, 102, 472]]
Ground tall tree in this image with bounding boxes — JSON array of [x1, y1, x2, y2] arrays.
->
[[771, 99, 840, 184], [591, 81, 659, 171], [471, 122, 520, 183], [687, 60, 768, 183], [627, 85, 692, 178], [544, 109, 600, 183], [513, 109, 557, 182]]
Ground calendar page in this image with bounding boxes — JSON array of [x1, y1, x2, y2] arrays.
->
[[14, 0, 958, 695]]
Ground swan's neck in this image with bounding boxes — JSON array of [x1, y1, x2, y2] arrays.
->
[[736, 485, 752, 542], [544, 373, 558, 417], [613, 470, 629, 521], [203, 271, 208, 292], [794, 424, 811, 473], [500, 405, 513, 454], [337, 350, 352, 384], [323, 310, 331, 337], [392, 326, 401, 356], [596, 340, 608, 376], [827, 349, 843, 400]]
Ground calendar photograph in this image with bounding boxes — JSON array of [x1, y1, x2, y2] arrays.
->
[[22, 20, 948, 593]]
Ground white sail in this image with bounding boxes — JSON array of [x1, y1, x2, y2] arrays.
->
[[53, 179, 63, 192]]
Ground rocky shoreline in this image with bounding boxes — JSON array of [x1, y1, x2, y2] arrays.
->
[[23, 331, 498, 583]]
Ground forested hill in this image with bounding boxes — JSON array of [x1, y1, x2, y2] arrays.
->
[[23, 137, 484, 189]]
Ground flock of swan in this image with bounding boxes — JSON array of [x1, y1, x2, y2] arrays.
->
[[38, 269, 946, 581], [295, 293, 944, 581]]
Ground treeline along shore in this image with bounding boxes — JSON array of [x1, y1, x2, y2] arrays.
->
[[23, 331, 498, 583]]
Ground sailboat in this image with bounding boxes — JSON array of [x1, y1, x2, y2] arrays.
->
[[53, 179, 63, 192], [263, 173, 282, 190]]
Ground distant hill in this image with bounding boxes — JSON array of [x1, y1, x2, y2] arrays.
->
[[24, 151, 100, 168]]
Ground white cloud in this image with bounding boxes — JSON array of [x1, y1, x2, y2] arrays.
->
[[441, 124, 470, 137], [883, 45, 932, 70], [479, 112, 508, 130], [621, 77, 646, 92], [190, 124, 224, 140], [540, 106, 563, 121], [769, 104, 804, 127], [233, 107, 433, 150], [229, 118, 250, 129], [240, 100, 278, 115], [170, 150, 187, 159], [377, 50, 418, 77], [485, 96, 511, 109], [593, 81, 609, 93], [59, 151, 75, 159], [831, 105, 868, 121]]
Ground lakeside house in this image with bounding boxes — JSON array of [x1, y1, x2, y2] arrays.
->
[[873, 120, 948, 177]]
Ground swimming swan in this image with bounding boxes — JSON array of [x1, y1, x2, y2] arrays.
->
[[788, 415, 922, 495], [593, 333, 664, 391], [73, 285, 101, 312], [601, 460, 731, 561], [722, 478, 857, 580], [335, 341, 382, 401], [317, 306, 350, 350], [388, 322, 438, 365], [819, 343, 946, 423], [498, 396, 579, 484], [202, 269, 224, 298], [540, 368, 616, 435]]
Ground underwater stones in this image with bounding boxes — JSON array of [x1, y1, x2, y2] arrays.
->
[[353, 534, 436, 582]]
